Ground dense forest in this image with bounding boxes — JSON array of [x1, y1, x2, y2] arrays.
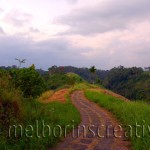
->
[[103, 66, 150, 100], [0, 65, 150, 101]]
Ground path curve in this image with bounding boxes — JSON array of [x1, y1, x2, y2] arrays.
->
[[50, 91, 130, 150]]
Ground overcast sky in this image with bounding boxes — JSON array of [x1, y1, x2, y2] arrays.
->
[[0, 0, 150, 70]]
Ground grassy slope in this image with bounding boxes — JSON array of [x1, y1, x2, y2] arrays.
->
[[85, 90, 150, 150], [0, 97, 81, 150]]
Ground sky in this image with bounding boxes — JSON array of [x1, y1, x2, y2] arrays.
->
[[0, 0, 150, 70]]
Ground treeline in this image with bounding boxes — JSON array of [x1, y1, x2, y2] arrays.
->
[[47, 65, 150, 101], [103, 66, 150, 100], [47, 65, 109, 82], [1, 65, 150, 100]]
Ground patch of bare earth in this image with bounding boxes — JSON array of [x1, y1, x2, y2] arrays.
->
[[43, 89, 69, 103]]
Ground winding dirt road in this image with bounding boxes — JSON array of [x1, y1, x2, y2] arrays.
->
[[50, 91, 130, 150]]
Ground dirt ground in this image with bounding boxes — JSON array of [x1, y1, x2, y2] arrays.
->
[[43, 89, 69, 103]]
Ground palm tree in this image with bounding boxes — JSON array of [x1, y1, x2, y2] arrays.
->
[[15, 58, 26, 68]]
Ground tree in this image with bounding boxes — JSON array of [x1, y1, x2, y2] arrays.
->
[[15, 58, 26, 68], [89, 66, 96, 84], [48, 65, 57, 74], [102, 66, 150, 100], [10, 65, 46, 98], [89, 66, 96, 73]]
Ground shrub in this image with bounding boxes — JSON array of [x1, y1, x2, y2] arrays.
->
[[46, 74, 71, 90], [10, 65, 47, 98]]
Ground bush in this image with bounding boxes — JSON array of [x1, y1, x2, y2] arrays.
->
[[10, 65, 47, 98], [46, 74, 71, 90]]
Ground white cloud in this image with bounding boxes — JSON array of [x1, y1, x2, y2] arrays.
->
[[29, 27, 40, 33], [0, 22, 150, 70], [66, 0, 78, 4], [4, 10, 33, 27], [0, 8, 3, 14], [55, 0, 150, 35], [0, 27, 5, 34]]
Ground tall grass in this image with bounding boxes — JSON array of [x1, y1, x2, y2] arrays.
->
[[69, 82, 100, 92], [85, 90, 150, 150], [38, 90, 54, 101], [0, 97, 81, 149]]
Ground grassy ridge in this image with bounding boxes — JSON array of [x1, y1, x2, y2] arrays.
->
[[85, 90, 150, 150]]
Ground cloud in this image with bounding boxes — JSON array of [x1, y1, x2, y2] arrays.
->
[[4, 10, 32, 27], [51, 0, 78, 4], [0, 34, 91, 69], [29, 27, 40, 33], [0, 27, 150, 70], [0, 0, 149, 69], [83, 21, 150, 68], [66, 0, 78, 4], [0, 8, 4, 14], [55, 0, 150, 35], [0, 27, 5, 34]]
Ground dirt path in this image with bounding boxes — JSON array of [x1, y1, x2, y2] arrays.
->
[[50, 91, 130, 150]]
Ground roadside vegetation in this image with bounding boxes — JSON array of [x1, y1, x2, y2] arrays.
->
[[0, 67, 81, 149], [85, 90, 150, 150]]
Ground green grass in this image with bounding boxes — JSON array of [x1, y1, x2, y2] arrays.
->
[[66, 72, 84, 83], [85, 90, 150, 150], [69, 82, 101, 92], [0, 97, 81, 150]]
